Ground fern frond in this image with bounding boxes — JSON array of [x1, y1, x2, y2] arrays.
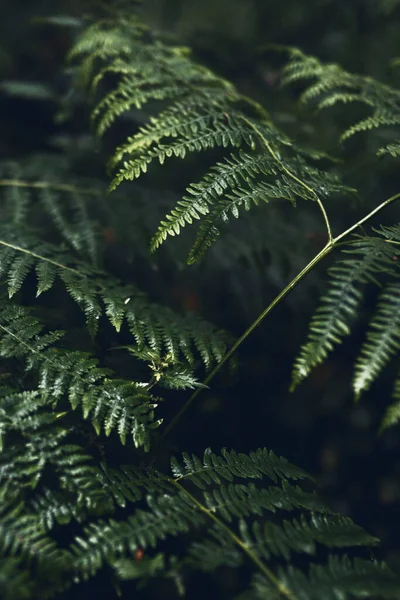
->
[[0, 557, 33, 600], [0, 160, 103, 264], [110, 113, 257, 190], [171, 447, 312, 487], [291, 235, 399, 390], [0, 212, 230, 365], [380, 378, 400, 430], [354, 282, 400, 398], [244, 556, 400, 600], [282, 48, 400, 153], [71, 447, 399, 598], [0, 303, 161, 448], [109, 88, 238, 165], [0, 500, 73, 597], [70, 15, 351, 262], [238, 512, 378, 562]]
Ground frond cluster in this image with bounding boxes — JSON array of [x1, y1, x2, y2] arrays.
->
[[292, 228, 400, 429], [0, 376, 169, 598], [0, 162, 230, 368], [70, 15, 352, 263], [6, 431, 396, 599], [7, 420, 393, 600], [2, 5, 400, 600], [282, 48, 400, 156], [70, 448, 400, 598], [0, 301, 160, 448]]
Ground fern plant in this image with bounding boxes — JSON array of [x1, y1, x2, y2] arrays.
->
[[1, 1, 400, 599], [276, 49, 400, 427], [69, 7, 400, 427]]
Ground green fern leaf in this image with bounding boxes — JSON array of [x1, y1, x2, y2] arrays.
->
[[291, 236, 398, 390], [71, 15, 351, 262], [0, 303, 161, 449], [71, 447, 397, 597], [282, 48, 400, 155], [35, 260, 57, 296], [245, 556, 400, 600], [380, 387, 400, 430], [0, 224, 230, 367], [171, 447, 312, 488], [354, 282, 400, 398]]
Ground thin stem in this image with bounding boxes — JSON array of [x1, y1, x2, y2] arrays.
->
[[169, 478, 295, 600], [332, 191, 400, 243], [0, 240, 78, 274], [0, 179, 101, 197], [160, 190, 400, 443], [160, 242, 333, 442], [241, 116, 333, 243], [384, 239, 400, 245]]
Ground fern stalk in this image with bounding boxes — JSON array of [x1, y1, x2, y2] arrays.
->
[[0, 179, 100, 197], [240, 116, 333, 243], [160, 190, 400, 441], [169, 477, 296, 600]]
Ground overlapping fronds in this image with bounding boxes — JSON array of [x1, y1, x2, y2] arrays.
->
[[0, 171, 230, 367], [241, 556, 400, 600], [70, 447, 400, 598], [292, 227, 400, 429], [2, 6, 400, 600], [70, 14, 352, 263], [282, 48, 400, 156], [0, 499, 72, 600], [0, 302, 162, 448], [0, 385, 167, 512], [0, 378, 170, 598], [0, 159, 102, 264]]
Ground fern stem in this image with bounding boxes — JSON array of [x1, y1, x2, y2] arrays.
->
[[161, 191, 400, 441], [0, 179, 101, 197], [169, 478, 296, 600], [160, 242, 333, 442], [333, 191, 400, 243], [240, 116, 333, 243], [0, 240, 78, 274]]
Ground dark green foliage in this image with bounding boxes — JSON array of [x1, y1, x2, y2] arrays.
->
[[291, 231, 400, 419], [281, 50, 400, 426], [0, 302, 160, 448], [1, 2, 400, 599], [241, 557, 400, 600], [281, 48, 400, 156], [69, 448, 398, 599], [0, 160, 230, 365], [70, 14, 352, 263]]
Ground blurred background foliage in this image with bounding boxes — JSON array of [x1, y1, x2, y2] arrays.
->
[[1, 0, 400, 595]]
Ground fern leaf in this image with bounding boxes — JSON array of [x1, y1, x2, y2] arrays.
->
[[291, 236, 398, 389], [0, 227, 230, 366], [0, 160, 102, 263], [380, 381, 400, 430], [245, 556, 400, 600], [354, 282, 400, 398], [109, 89, 238, 166], [35, 260, 57, 296], [282, 48, 400, 154], [0, 303, 161, 449], [59, 269, 102, 337], [71, 447, 397, 598], [71, 15, 351, 261], [7, 255, 35, 297], [239, 512, 378, 562], [110, 116, 257, 191], [171, 447, 311, 488]]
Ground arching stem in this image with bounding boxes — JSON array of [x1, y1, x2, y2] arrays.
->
[[159, 191, 400, 444]]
